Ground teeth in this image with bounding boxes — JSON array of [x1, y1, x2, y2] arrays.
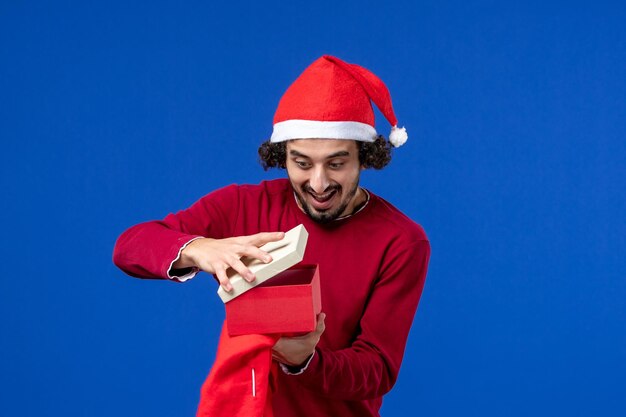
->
[[310, 190, 335, 202]]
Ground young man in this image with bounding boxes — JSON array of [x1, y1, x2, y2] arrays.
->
[[113, 55, 430, 417]]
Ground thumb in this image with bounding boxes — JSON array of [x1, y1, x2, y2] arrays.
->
[[316, 313, 326, 335]]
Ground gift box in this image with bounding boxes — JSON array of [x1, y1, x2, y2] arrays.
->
[[225, 264, 321, 336], [216, 225, 322, 336]]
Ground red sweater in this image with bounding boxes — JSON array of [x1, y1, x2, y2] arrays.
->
[[113, 179, 430, 417]]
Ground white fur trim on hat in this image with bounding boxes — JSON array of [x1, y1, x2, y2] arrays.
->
[[271, 120, 377, 143]]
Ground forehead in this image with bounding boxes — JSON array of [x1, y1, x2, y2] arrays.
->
[[286, 139, 358, 158]]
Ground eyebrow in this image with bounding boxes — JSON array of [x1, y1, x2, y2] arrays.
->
[[289, 150, 351, 159]]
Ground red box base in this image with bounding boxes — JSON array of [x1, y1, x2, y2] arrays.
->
[[225, 264, 321, 336]]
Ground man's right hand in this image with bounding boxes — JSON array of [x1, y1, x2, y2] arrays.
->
[[172, 232, 285, 291]]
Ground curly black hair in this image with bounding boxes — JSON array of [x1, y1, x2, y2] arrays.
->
[[258, 135, 392, 171]]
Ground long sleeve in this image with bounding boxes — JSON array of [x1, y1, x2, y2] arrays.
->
[[112, 184, 241, 280], [286, 239, 430, 401]]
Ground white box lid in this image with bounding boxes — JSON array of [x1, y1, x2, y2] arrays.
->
[[217, 224, 308, 303]]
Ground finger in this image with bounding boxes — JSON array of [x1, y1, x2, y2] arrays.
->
[[271, 352, 288, 364], [228, 257, 255, 282], [273, 338, 283, 349], [214, 266, 232, 292], [245, 231, 285, 247], [271, 340, 285, 360], [239, 245, 273, 264]]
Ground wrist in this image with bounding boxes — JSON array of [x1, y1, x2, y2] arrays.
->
[[173, 237, 204, 269], [279, 351, 316, 375]]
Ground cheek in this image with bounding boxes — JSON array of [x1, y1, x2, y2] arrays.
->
[[286, 166, 308, 186], [335, 168, 360, 187]]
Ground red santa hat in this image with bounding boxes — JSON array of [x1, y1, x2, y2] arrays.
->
[[270, 55, 408, 147]]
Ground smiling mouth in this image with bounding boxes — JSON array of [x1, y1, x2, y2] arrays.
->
[[305, 188, 338, 210], [309, 189, 336, 202]]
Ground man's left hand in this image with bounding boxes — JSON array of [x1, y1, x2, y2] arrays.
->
[[272, 313, 326, 366]]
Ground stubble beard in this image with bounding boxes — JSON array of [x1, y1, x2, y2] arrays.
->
[[293, 177, 361, 224]]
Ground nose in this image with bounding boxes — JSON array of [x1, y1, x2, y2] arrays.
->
[[309, 166, 330, 194]]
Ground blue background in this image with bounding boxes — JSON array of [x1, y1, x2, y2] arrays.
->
[[1, 1, 625, 416]]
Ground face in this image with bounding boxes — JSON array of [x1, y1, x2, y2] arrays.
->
[[286, 139, 363, 223]]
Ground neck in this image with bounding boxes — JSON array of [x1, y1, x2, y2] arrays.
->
[[346, 187, 366, 214]]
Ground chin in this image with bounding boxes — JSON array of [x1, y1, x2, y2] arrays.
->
[[297, 194, 348, 224], [308, 210, 341, 224]]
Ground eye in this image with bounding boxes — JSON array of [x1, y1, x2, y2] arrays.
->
[[294, 159, 311, 169], [328, 161, 345, 169]]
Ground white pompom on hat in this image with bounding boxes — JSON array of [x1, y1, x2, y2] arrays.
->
[[270, 55, 408, 148]]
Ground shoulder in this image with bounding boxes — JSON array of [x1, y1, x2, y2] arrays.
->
[[203, 178, 291, 200], [194, 179, 293, 218], [238, 178, 291, 196], [366, 191, 428, 244], [351, 191, 430, 281]]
